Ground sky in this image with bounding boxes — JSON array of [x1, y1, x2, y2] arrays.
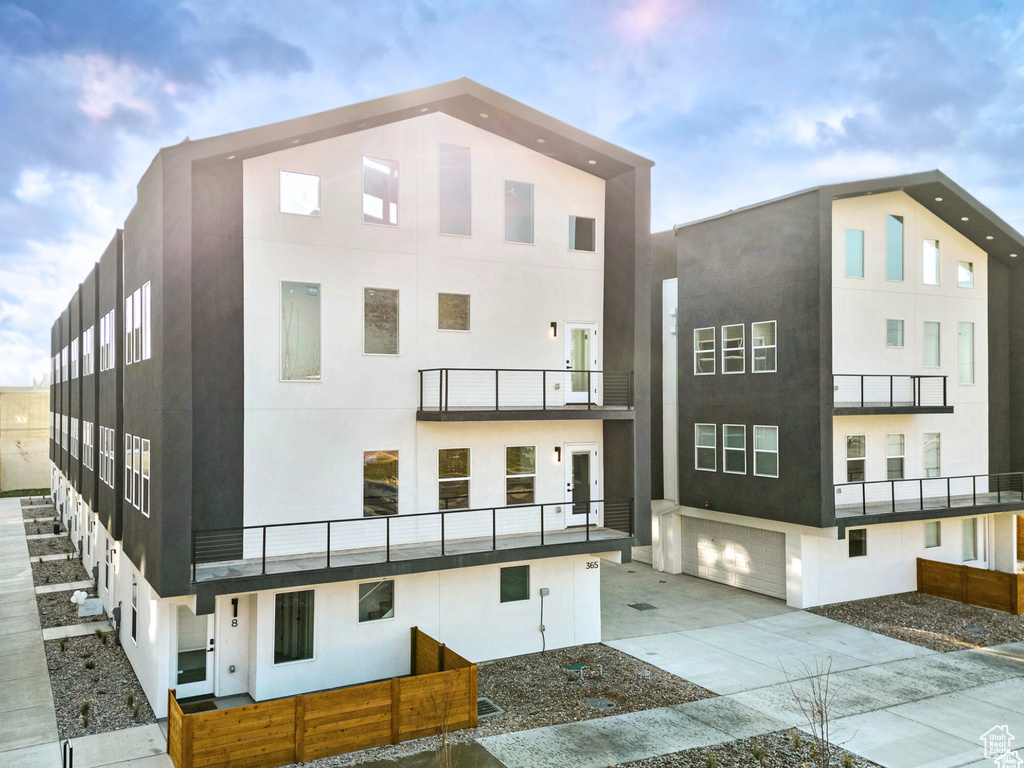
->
[[1, 0, 1023, 386]]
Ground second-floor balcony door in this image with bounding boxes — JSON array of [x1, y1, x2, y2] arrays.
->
[[565, 322, 598, 404], [566, 443, 599, 526]]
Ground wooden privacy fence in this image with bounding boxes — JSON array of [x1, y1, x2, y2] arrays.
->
[[167, 628, 477, 768], [917, 557, 1024, 615]]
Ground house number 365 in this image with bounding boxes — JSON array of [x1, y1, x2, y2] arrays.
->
[[585, 561, 599, 569]]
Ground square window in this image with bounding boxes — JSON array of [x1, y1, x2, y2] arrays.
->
[[845, 229, 864, 278], [438, 293, 470, 331], [753, 425, 779, 478], [500, 565, 529, 603], [275, 590, 314, 662], [886, 319, 904, 348], [364, 288, 399, 355], [439, 448, 470, 510], [569, 216, 596, 252], [439, 144, 471, 236], [723, 425, 746, 474], [363, 157, 399, 226], [958, 261, 974, 288], [280, 171, 320, 216], [923, 239, 940, 285], [281, 282, 321, 381], [751, 321, 776, 372], [695, 424, 716, 471], [363, 450, 398, 517], [505, 181, 533, 244], [722, 324, 744, 374], [694, 328, 715, 374], [924, 521, 941, 548], [849, 529, 867, 557], [358, 580, 394, 622], [505, 446, 536, 505]]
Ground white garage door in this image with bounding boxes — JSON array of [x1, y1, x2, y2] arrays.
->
[[681, 518, 787, 599]]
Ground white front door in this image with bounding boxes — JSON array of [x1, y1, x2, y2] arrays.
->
[[175, 605, 215, 699], [565, 443, 599, 525], [564, 323, 598, 404]]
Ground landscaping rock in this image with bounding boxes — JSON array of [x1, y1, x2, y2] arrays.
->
[[32, 558, 90, 587], [37, 590, 108, 629], [28, 536, 78, 557], [25, 519, 66, 536]]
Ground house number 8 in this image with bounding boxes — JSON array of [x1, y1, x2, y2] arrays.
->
[[231, 619, 238, 627]]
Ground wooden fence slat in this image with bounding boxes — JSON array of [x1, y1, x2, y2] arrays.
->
[[294, 695, 305, 763], [181, 706, 194, 768], [391, 677, 401, 745]]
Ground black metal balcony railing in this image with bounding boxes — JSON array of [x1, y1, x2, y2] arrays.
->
[[833, 374, 947, 410], [192, 498, 634, 583], [419, 369, 634, 412], [835, 473, 1024, 516]]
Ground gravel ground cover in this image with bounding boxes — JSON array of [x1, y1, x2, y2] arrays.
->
[[32, 558, 90, 586], [621, 729, 880, 768], [37, 589, 108, 629], [809, 591, 1024, 652], [23, 505, 57, 519], [45, 634, 156, 739], [19, 495, 52, 506], [28, 536, 78, 557], [317, 643, 715, 767], [25, 519, 66, 535]]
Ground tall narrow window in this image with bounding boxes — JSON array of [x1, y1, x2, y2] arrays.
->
[[363, 157, 399, 226], [924, 433, 941, 478], [364, 288, 399, 355], [754, 426, 779, 478], [281, 282, 321, 381], [280, 171, 320, 216], [71, 338, 78, 379], [847, 435, 865, 482], [437, 293, 470, 331], [439, 144, 471, 236], [723, 425, 746, 474], [958, 261, 974, 288], [504, 181, 533, 244], [141, 439, 150, 516], [962, 517, 979, 562], [886, 319, 904, 348], [886, 434, 905, 479], [131, 575, 138, 643], [845, 229, 864, 278], [569, 216, 596, 252], [923, 239, 940, 285], [438, 448, 470, 510], [886, 214, 904, 281], [506, 446, 536, 505], [959, 322, 974, 384], [923, 321, 940, 367], [751, 321, 776, 373], [363, 450, 398, 517], [925, 520, 941, 548], [141, 282, 151, 360], [722, 324, 744, 373], [849, 529, 867, 557], [694, 328, 715, 374], [133, 288, 142, 363], [695, 424, 716, 471], [132, 435, 141, 509], [124, 294, 134, 366], [124, 434, 132, 503], [275, 590, 315, 662]]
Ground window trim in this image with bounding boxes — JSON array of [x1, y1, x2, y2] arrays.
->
[[124, 434, 132, 504], [280, 280, 323, 383], [957, 260, 975, 289], [357, 579, 395, 623], [363, 286, 400, 357], [848, 528, 868, 558], [722, 424, 746, 475], [362, 156, 399, 227], [751, 320, 777, 374], [504, 445, 536, 506], [140, 438, 150, 518], [279, 170, 322, 218], [500, 565, 531, 604], [362, 449, 399, 518], [885, 318, 905, 349], [693, 327, 715, 376], [753, 425, 779, 479], [438, 447, 471, 511], [922, 238, 940, 286], [962, 517, 982, 563], [273, 588, 317, 664], [924, 520, 941, 549], [694, 423, 716, 472], [923, 432, 941, 478], [721, 324, 745, 374], [885, 433, 905, 480], [437, 292, 471, 333], [132, 435, 141, 510], [846, 433, 866, 483]]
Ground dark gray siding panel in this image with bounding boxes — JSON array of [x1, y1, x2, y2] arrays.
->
[[988, 260, 1009, 474], [1008, 269, 1024, 472], [676, 191, 825, 528], [81, 267, 98, 509], [97, 231, 124, 540]]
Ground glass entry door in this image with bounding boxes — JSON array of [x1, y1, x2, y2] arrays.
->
[[565, 443, 599, 525], [564, 323, 598, 404], [176, 605, 214, 698]]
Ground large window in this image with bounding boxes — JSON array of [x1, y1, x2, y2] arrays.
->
[[358, 580, 394, 623], [363, 157, 398, 226], [695, 424, 716, 471], [500, 565, 530, 603], [959, 322, 974, 384], [753, 426, 779, 478], [280, 171, 320, 216], [439, 144, 471, 236], [569, 216, 596, 252], [845, 229, 864, 278], [752, 321, 776, 373], [504, 180, 533, 244], [923, 239, 940, 285], [958, 261, 974, 288], [962, 517, 979, 562], [886, 434, 904, 480], [363, 450, 398, 517], [924, 433, 941, 478], [847, 435, 865, 482], [506, 446, 536, 505], [722, 324, 744, 373], [439, 448, 470, 510], [438, 293, 470, 331], [275, 590, 315, 662], [694, 328, 715, 374], [886, 214, 904, 281], [923, 321, 940, 367], [723, 425, 746, 474], [886, 319, 904, 348], [364, 288, 399, 355], [281, 282, 321, 380]]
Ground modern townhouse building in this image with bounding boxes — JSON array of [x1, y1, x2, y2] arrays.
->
[[49, 79, 653, 717], [651, 171, 1024, 607]]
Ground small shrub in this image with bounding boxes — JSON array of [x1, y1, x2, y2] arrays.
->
[[751, 741, 766, 761], [133, 703, 142, 719], [791, 729, 801, 749], [58, 638, 67, 652], [705, 753, 717, 768], [84, 660, 95, 670], [80, 701, 90, 718], [125, 693, 135, 707], [97, 690, 106, 695], [80, 652, 92, 659], [843, 755, 856, 768]]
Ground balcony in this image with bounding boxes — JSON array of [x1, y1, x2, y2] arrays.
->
[[835, 473, 1024, 520], [417, 368, 635, 421], [192, 498, 634, 584], [833, 374, 951, 415]]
